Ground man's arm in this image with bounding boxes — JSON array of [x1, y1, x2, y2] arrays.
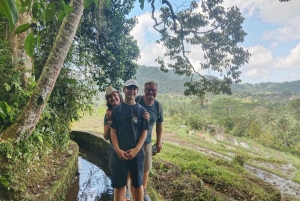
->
[[156, 122, 163, 153]]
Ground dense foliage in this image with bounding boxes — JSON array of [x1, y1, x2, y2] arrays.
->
[[137, 65, 300, 156], [0, 0, 138, 197], [73, 0, 140, 90], [152, 0, 250, 97], [158, 92, 300, 156]]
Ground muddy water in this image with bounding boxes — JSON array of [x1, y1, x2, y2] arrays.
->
[[66, 149, 113, 201], [162, 132, 300, 199], [245, 165, 300, 198]]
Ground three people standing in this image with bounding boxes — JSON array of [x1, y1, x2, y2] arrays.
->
[[105, 80, 163, 201]]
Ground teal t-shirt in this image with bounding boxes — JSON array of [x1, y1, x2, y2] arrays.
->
[[136, 96, 163, 145]]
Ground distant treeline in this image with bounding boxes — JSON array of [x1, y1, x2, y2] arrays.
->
[[136, 65, 300, 96]]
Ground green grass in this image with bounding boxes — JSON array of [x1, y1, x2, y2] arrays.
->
[[153, 142, 281, 200], [163, 120, 300, 183], [74, 106, 300, 200]]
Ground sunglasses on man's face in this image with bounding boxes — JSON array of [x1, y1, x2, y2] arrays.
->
[[145, 88, 157, 93]]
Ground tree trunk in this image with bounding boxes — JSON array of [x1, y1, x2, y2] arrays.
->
[[7, 10, 32, 88], [0, 0, 84, 141]]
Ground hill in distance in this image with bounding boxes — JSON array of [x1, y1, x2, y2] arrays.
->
[[136, 65, 300, 96]]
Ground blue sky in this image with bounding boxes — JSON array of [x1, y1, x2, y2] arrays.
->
[[129, 0, 300, 84]]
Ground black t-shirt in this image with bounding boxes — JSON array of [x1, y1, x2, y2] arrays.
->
[[110, 103, 149, 157]]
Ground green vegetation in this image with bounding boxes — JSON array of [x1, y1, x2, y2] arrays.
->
[[73, 96, 300, 200], [136, 65, 300, 96], [1, 0, 299, 199], [157, 91, 300, 157], [151, 143, 281, 200]]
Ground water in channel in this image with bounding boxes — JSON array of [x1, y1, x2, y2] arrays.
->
[[66, 149, 114, 201]]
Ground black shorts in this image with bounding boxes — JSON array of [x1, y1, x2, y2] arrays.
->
[[111, 155, 145, 188]]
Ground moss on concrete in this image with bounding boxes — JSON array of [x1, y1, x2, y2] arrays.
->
[[36, 141, 79, 201], [0, 140, 79, 201], [70, 130, 109, 156]]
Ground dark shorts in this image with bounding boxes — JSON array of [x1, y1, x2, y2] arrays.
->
[[107, 145, 114, 171], [111, 154, 145, 188]]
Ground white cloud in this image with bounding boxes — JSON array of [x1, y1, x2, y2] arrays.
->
[[258, 1, 300, 25], [131, 11, 164, 66], [270, 42, 278, 49], [222, 0, 300, 24], [263, 25, 300, 41], [131, 10, 207, 72], [275, 43, 300, 69], [245, 68, 271, 80], [248, 45, 273, 68], [237, 45, 273, 82], [222, 0, 300, 41], [131, 12, 159, 46], [245, 43, 300, 70]]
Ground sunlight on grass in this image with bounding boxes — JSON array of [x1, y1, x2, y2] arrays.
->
[[153, 142, 281, 200], [72, 105, 300, 186], [71, 105, 106, 133]]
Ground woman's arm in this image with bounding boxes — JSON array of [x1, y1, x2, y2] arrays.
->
[[103, 109, 112, 140], [103, 121, 111, 140]]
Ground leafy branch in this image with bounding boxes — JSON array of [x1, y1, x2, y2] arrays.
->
[[150, 0, 251, 97]]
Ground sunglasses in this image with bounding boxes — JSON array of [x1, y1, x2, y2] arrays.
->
[[145, 88, 157, 92]]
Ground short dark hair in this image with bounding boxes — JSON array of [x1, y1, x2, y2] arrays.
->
[[105, 91, 123, 110], [144, 81, 158, 89]]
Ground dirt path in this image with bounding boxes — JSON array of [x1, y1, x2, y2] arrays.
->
[[161, 132, 300, 199]]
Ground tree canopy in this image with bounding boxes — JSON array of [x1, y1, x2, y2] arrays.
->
[[151, 0, 250, 97], [1, 0, 251, 140]]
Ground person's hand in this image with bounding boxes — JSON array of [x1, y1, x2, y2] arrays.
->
[[143, 112, 150, 121], [125, 148, 138, 159], [106, 110, 112, 120], [107, 120, 112, 127], [156, 141, 162, 153], [116, 149, 129, 160]]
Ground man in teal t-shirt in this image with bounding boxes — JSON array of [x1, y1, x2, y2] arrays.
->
[[135, 81, 163, 201]]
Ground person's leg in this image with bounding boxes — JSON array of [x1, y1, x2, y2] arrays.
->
[[130, 173, 137, 201], [130, 177, 136, 201], [125, 174, 131, 201], [143, 143, 152, 200], [133, 186, 144, 201], [131, 156, 145, 201], [111, 155, 129, 201], [143, 171, 149, 189], [115, 186, 126, 201]]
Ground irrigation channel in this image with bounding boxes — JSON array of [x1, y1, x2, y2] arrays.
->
[[65, 149, 113, 201], [66, 131, 114, 201]]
